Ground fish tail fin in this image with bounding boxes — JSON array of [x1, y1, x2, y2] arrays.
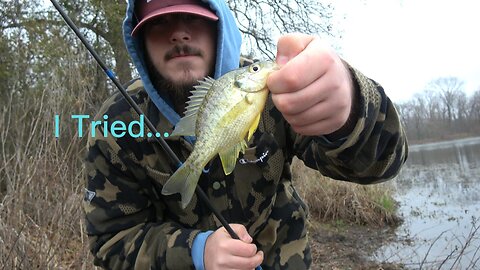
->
[[162, 161, 202, 209]]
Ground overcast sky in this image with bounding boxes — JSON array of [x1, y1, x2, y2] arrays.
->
[[331, 0, 480, 102]]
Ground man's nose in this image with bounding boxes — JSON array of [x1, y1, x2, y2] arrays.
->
[[170, 22, 191, 43]]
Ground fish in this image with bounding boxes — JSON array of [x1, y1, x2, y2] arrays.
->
[[161, 60, 278, 208]]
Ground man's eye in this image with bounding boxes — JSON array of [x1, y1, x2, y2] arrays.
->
[[183, 14, 201, 22], [152, 17, 168, 25]]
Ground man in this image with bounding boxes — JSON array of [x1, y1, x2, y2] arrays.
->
[[84, 0, 408, 269]]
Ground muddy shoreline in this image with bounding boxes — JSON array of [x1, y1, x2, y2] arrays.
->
[[308, 221, 405, 269]]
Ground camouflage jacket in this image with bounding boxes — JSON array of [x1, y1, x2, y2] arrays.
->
[[84, 62, 408, 269]]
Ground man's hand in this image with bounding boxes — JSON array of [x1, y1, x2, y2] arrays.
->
[[267, 33, 356, 137], [204, 224, 263, 270]]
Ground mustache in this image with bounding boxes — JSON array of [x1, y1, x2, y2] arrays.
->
[[165, 45, 203, 60]]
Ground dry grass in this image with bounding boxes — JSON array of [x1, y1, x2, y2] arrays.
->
[[0, 51, 102, 269], [291, 158, 401, 227]]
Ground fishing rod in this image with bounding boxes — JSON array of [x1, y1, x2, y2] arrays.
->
[[48, 0, 241, 241]]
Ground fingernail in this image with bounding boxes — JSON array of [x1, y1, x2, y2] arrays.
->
[[242, 235, 252, 243], [276, 55, 289, 66]]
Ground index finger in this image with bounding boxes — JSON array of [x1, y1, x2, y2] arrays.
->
[[230, 241, 258, 257], [275, 33, 314, 66], [267, 36, 330, 94]]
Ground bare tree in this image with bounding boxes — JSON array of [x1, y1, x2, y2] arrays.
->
[[226, 0, 335, 59], [427, 77, 465, 123], [0, 0, 130, 84], [423, 89, 441, 120], [469, 89, 480, 122], [455, 91, 468, 121], [395, 102, 410, 130], [396, 77, 479, 143]]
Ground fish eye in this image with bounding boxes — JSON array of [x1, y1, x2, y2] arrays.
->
[[250, 64, 260, 73]]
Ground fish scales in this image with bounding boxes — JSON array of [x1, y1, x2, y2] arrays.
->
[[161, 61, 278, 208]]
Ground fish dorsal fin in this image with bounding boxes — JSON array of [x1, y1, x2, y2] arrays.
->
[[183, 77, 214, 118], [171, 77, 215, 137], [195, 76, 215, 92]]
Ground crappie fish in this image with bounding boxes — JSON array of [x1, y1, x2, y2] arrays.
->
[[162, 60, 278, 208]]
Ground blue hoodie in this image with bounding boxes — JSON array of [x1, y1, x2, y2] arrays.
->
[[122, 1, 242, 269], [122, 0, 242, 128]]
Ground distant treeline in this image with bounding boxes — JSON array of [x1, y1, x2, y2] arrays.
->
[[394, 77, 480, 143]]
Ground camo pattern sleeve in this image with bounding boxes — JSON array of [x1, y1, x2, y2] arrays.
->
[[83, 89, 200, 270], [292, 62, 408, 184]]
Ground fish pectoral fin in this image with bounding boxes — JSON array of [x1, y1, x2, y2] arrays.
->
[[247, 113, 261, 141], [219, 141, 247, 175], [162, 162, 202, 209], [171, 114, 196, 137]]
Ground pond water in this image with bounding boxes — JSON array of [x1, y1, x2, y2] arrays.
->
[[374, 137, 480, 269]]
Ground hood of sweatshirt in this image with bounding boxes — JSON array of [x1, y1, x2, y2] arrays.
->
[[122, 0, 242, 126]]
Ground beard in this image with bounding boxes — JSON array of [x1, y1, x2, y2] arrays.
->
[[156, 69, 196, 106], [143, 43, 215, 115], [146, 56, 200, 115]]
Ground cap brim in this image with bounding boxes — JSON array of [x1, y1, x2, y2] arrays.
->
[[131, 4, 218, 36]]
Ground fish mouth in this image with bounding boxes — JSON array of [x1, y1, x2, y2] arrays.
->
[[240, 87, 268, 93], [239, 79, 270, 93], [239, 67, 277, 93]]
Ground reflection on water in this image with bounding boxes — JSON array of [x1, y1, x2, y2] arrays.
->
[[375, 137, 480, 269], [408, 137, 480, 170]]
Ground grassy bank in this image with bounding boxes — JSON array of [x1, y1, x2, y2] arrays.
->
[[291, 159, 403, 269], [291, 158, 401, 228]]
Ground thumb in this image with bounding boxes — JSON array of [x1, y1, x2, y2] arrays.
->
[[230, 224, 252, 243], [276, 33, 315, 66]]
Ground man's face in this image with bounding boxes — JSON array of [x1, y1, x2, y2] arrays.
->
[[144, 13, 217, 89]]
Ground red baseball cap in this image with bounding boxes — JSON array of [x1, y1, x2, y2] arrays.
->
[[132, 0, 219, 36]]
